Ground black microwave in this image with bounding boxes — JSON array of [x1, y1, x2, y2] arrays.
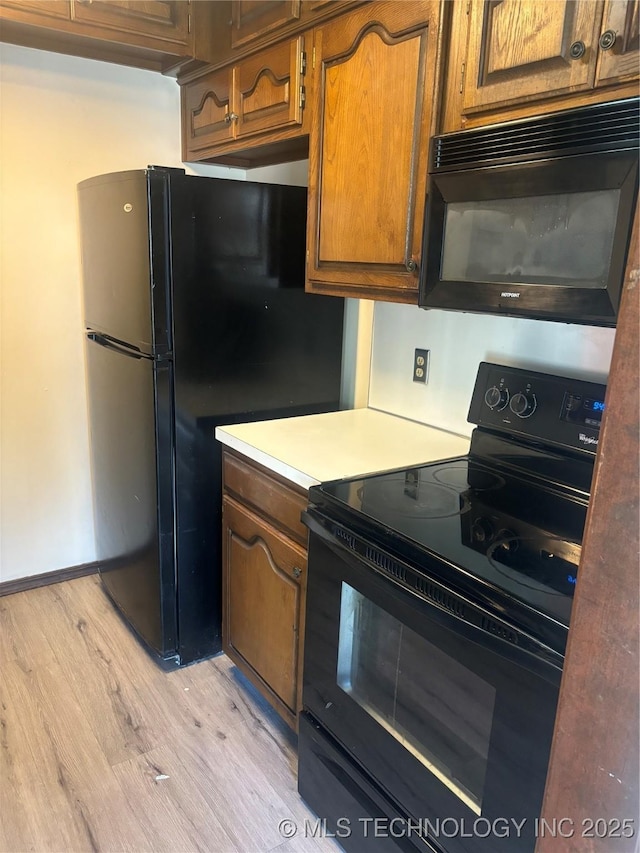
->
[[419, 98, 639, 327]]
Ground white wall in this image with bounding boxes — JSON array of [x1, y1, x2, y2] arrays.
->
[[369, 303, 615, 436], [0, 44, 244, 583], [0, 44, 368, 583]]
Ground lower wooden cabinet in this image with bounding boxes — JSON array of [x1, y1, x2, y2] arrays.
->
[[221, 450, 308, 729]]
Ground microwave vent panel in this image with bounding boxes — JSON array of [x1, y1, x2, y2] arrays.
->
[[432, 98, 640, 172]]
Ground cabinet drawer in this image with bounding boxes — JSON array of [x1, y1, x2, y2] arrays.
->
[[222, 450, 308, 545]]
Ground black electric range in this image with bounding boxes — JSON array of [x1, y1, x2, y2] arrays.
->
[[309, 362, 603, 657], [298, 362, 606, 853]]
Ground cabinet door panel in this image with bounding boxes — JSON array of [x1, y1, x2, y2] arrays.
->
[[234, 36, 305, 140], [223, 497, 305, 715], [463, 0, 603, 113], [595, 0, 640, 87], [0, 0, 70, 19], [319, 31, 418, 265], [182, 68, 234, 157], [231, 0, 301, 48], [307, 2, 440, 302], [71, 0, 190, 45]]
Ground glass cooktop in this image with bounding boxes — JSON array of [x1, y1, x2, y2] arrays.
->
[[312, 453, 589, 639]]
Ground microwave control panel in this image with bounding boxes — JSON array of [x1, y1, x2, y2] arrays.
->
[[468, 362, 607, 455]]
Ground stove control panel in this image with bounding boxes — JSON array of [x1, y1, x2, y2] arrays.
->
[[468, 362, 607, 455]]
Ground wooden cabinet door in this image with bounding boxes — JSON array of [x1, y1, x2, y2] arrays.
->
[[306, 1, 441, 303], [463, 0, 604, 115], [70, 0, 190, 46], [233, 35, 306, 141], [231, 0, 301, 48], [595, 0, 640, 87], [0, 0, 70, 20], [222, 496, 306, 721], [182, 67, 234, 159]]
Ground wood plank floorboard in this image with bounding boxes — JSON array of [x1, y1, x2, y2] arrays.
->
[[0, 576, 340, 853]]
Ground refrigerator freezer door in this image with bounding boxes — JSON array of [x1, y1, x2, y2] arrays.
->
[[79, 170, 169, 355], [85, 334, 177, 657], [169, 176, 344, 416]]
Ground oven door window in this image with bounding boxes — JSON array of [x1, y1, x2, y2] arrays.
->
[[441, 189, 620, 288], [337, 583, 495, 815]]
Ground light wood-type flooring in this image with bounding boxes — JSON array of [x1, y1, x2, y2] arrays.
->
[[0, 575, 339, 853]]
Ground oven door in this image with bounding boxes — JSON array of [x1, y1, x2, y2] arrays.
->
[[302, 508, 563, 853]]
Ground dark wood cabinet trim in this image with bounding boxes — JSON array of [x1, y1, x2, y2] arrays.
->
[[0, 561, 99, 598], [537, 204, 639, 852]]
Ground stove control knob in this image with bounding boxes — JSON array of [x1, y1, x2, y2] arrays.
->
[[496, 530, 519, 553], [484, 385, 509, 410], [509, 391, 537, 418], [471, 517, 494, 544]]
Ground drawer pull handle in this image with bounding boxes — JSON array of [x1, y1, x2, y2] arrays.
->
[[293, 567, 302, 578], [569, 40, 586, 59], [599, 30, 617, 51]]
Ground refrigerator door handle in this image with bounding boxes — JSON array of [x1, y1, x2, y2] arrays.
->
[[87, 332, 147, 359]]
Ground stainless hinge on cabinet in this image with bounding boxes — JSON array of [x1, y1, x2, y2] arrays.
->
[[459, 61, 466, 94], [301, 51, 307, 75], [299, 85, 306, 109]]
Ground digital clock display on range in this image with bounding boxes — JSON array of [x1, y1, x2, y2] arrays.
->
[[561, 394, 606, 428]]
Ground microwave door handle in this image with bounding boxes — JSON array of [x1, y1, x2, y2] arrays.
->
[[303, 507, 563, 683]]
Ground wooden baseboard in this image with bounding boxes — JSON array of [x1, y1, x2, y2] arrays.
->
[[0, 562, 100, 598]]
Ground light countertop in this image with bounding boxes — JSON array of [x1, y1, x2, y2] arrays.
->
[[215, 408, 470, 490]]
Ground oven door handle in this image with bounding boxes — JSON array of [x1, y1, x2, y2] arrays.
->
[[303, 506, 564, 682]]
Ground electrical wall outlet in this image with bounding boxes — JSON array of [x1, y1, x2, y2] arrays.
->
[[413, 348, 429, 383]]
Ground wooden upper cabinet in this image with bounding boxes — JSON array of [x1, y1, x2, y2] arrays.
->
[[306, 1, 441, 303], [0, 0, 70, 19], [231, 0, 301, 48], [183, 67, 234, 156], [234, 36, 305, 140], [181, 34, 308, 164], [595, 0, 640, 87], [70, 0, 190, 47], [463, 1, 603, 114], [442, 0, 640, 131], [0, 0, 206, 71]]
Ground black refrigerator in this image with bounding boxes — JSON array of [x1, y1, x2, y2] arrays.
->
[[79, 166, 344, 666]]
